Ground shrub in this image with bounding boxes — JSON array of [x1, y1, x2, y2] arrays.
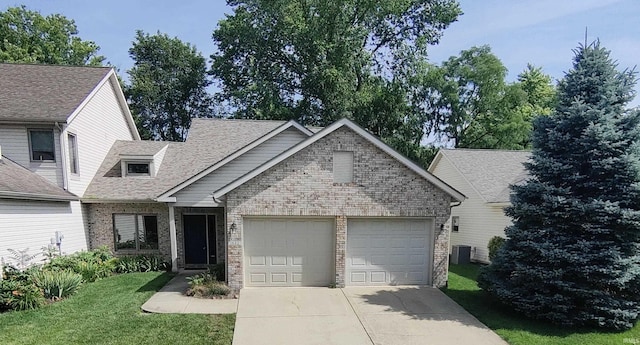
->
[[31, 270, 83, 300], [44, 247, 115, 282], [186, 273, 230, 298], [0, 279, 45, 311], [487, 236, 506, 261], [114, 255, 169, 273]]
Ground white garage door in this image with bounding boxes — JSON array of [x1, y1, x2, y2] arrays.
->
[[347, 218, 432, 286], [244, 218, 334, 287]]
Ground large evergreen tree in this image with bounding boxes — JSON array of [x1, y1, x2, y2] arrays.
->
[[478, 42, 640, 330]]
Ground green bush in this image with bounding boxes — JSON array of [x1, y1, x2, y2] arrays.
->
[[487, 236, 506, 261], [0, 279, 45, 311], [44, 247, 115, 282], [31, 270, 83, 300], [114, 255, 169, 273], [186, 273, 230, 298]]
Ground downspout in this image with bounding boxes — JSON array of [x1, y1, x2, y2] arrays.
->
[[443, 200, 463, 288], [55, 122, 68, 191]]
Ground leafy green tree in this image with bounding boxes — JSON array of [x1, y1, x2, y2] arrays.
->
[[478, 42, 640, 330], [126, 31, 213, 141], [211, 0, 461, 167], [418, 47, 556, 149], [0, 6, 104, 65]]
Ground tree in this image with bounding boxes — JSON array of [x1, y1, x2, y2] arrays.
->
[[211, 0, 461, 167], [418, 47, 556, 149], [0, 6, 104, 65], [478, 42, 640, 330], [126, 31, 213, 141]]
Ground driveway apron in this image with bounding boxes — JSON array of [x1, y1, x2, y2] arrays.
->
[[233, 286, 507, 345]]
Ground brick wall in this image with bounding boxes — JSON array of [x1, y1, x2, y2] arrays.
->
[[226, 126, 453, 290], [86, 203, 171, 262]]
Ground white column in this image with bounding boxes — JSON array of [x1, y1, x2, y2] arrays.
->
[[168, 205, 178, 272]]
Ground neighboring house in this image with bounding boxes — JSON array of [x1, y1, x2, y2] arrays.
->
[[84, 118, 465, 290], [0, 63, 140, 265], [428, 149, 530, 263]]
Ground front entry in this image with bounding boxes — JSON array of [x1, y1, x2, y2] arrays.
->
[[183, 214, 217, 267]]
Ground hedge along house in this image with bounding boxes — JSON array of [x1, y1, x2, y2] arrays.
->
[[84, 118, 465, 290]]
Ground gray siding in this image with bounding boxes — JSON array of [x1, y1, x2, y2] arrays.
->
[[172, 127, 307, 207], [0, 125, 63, 187]]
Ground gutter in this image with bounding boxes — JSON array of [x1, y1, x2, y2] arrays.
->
[[0, 191, 78, 202]]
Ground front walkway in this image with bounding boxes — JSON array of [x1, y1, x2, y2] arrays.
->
[[232, 286, 507, 345], [141, 272, 237, 314]]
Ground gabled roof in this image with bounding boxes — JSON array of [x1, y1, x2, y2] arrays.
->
[[0, 63, 112, 123], [428, 149, 530, 203], [0, 156, 77, 201], [156, 120, 313, 201], [83, 119, 299, 201], [212, 118, 466, 202]]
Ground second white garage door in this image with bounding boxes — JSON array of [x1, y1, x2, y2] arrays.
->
[[347, 218, 432, 286], [244, 218, 334, 287]]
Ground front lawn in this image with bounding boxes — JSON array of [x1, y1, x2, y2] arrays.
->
[[444, 264, 640, 345], [0, 272, 235, 345]]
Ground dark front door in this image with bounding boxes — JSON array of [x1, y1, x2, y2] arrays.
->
[[184, 215, 216, 266]]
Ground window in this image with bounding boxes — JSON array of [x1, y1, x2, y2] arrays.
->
[[452, 216, 460, 232], [68, 133, 79, 174], [29, 130, 55, 161], [113, 214, 159, 251], [333, 151, 354, 183], [126, 162, 150, 176]]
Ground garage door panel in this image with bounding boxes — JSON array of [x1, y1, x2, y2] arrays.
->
[[347, 218, 432, 286], [244, 218, 333, 287]]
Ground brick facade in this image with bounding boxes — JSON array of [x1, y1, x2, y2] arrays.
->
[[87, 203, 172, 261], [226, 126, 454, 290]]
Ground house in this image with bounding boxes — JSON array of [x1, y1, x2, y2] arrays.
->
[[84, 118, 465, 290], [428, 149, 530, 263], [0, 63, 140, 265]]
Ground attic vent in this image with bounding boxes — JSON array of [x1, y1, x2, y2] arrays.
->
[[333, 151, 354, 183]]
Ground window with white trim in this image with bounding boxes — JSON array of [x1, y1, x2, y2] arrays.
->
[[68, 133, 79, 174], [113, 214, 159, 251], [333, 151, 354, 183], [29, 129, 55, 161]]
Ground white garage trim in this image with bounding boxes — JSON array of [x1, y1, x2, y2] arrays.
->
[[243, 217, 334, 287], [347, 218, 434, 286]]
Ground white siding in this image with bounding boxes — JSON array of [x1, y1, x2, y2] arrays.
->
[[0, 200, 88, 265], [173, 128, 307, 207], [64, 77, 136, 196], [0, 125, 63, 187], [431, 155, 512, 263]]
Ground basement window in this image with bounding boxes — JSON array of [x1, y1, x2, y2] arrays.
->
[[333, 151, 354, 183]]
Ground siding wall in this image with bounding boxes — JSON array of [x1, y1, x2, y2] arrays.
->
[[172, 128, 307, 207], [0, 125, 63, 187], [0, 200, 88, 265], [65, 77, 136, 196], [430, 155, 512, 263]]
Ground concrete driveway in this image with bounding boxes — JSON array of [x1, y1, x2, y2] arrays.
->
[[232, 286, 507, 345]]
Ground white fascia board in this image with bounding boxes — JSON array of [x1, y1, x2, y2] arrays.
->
[[0, 191, 78, 202], [156, 120, 313, 200], [213, 118, 466, 202]]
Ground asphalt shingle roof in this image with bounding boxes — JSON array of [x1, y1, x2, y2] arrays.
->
[[0, 63, 111, 122], [439, 149, 530, 203], [83, 118, 287, 201], [0, 156, 77, 200]]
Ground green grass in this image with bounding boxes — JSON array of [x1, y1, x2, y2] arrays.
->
[[444, 264, 640, 345], [0, 272, 235, 345]]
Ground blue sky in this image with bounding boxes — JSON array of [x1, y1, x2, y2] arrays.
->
[[5, 0, 640, 105]]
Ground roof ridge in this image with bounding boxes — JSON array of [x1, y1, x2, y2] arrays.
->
[[0, 62, 111, 70]]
